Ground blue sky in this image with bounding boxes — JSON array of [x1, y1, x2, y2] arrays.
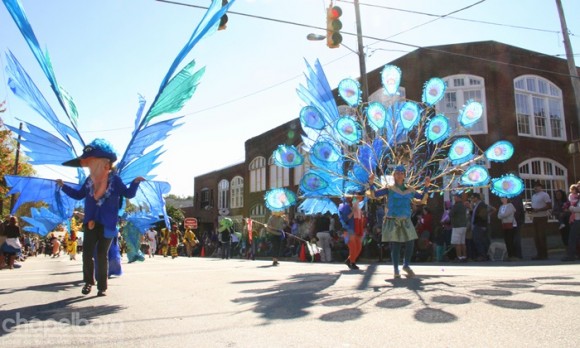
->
[[1, 0, 579, 197]]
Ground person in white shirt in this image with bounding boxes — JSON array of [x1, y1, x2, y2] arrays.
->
[[145, 228, 157, 258], [530, 182, 552, 260]]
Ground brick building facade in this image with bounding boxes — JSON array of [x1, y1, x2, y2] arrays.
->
[[192, 40, 579, 239]]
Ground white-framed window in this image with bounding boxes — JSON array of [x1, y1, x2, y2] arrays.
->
[[269, 155, 289, 189], [200, 188, 211, 209], [249, 156, 266, 193], [293, 144, 309, 186], [519, 158, 567, 221], [230, 176, 244, 209], [249, 204, 266, 224], [514, 75, 565, 140], [436, 74, 487, 135], [217, 179, 229, 210]]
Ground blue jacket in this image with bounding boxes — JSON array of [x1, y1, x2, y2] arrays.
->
[[62, 173, 141, 238]]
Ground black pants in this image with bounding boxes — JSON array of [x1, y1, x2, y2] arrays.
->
[[270, 234, 282, 258], [502, 228, 516, 258], [532, 216, 549, 259], [83, 223, 113, 291]]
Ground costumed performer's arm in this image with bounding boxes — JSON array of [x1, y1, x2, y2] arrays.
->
[[114, 175, 145, 198], [368, 173, 389, 198], [411, 177, 431, 204], [57, 179, 87, 200]]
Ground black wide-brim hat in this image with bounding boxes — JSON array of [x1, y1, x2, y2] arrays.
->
[[62, 138, 118, 167]]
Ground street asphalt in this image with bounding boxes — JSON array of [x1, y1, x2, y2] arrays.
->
[[1, 254, 579, 347]]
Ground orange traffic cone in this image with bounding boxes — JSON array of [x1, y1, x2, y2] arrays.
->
[[201, 246, 205, 257], [299, 243, 306, 262]]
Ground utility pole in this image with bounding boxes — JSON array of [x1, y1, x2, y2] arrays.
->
[[555, 0, 580, 137], [9, 122, 23, 212], [354, 0, 368, 104]]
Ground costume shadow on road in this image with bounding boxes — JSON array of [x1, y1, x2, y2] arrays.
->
[[0, 295, 125, 337], [0, 280, 83, 295], [233, 264, 580, 325]]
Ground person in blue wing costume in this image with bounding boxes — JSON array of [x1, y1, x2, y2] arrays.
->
[[369, 165, 430, 279], [57, 139, 145, 297]]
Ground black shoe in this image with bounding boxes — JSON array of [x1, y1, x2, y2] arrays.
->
[[273, 260, 279, 266], [97, 290, 107, 297], [345, 259, 353, 270], [81, 283, 92, 295], [350, 263, 360, 270]]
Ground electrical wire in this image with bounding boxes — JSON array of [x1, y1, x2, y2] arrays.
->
[[338, 0, 570, 36]]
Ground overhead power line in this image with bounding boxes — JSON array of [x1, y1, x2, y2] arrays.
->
[[338, 0, 569, 36]]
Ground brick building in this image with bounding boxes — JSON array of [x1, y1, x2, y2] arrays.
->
[[192, 40, 579, 241]]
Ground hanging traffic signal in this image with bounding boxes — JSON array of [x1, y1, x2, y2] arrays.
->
[[326, 5, 342, 48], [218, 0, 228, 31]]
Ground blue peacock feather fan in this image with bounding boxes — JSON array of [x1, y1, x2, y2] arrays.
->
[[338, 78, 362, 107], [267, 60, 516, 214], [381, 64, 402, 96], [273, 145, 304, 168], [422, 78, 446, 106], [399, 101, 421, 130], [490, 174, 525, 198], [300, 105, 326, 130], [458, 100, 484, 128], [335, 116, 362, 145], [366, 102, 387, 131], [485, 140, 514, 163], [448, 137, 474, 165], [425, 114, 450, 144], [264, 188, 297, 212], [460, 165, 490, 186]]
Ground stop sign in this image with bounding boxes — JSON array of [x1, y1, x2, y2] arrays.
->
[[184, 217, 198, 229]]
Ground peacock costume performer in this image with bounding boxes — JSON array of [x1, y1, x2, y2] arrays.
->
[[264, 60, 524, 275], [2, 0, 236, 293]]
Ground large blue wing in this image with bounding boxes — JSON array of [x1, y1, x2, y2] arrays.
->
[[129, 180, 172, 230], [21, 208, 64, 236], [5, 121, 77, 166], [117, 0, 236, 181], [3, 0, 75, 125], [4, 176, 81, 232]]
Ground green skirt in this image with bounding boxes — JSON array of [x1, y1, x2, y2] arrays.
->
[[382, 217, 418, 243]]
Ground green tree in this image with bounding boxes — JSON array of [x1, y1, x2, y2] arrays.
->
[[166, 203, 184, 225], [0, 125, 36, 218]]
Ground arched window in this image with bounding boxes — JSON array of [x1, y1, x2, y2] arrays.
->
[[249, 156, 266, 193], [217, 179, 229, 210], [230, 176, 244, 209], [514, 75, 565, 140], [436, 74, 487, 135], [519, 158, 567, 217], [269, 155, 289, 189]]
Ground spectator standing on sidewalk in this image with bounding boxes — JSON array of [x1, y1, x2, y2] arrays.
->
[[529, 182, 552, 260], [450, 193, 468, 262]]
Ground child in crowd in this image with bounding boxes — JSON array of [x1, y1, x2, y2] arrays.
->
[[565, 184, 579, 227]]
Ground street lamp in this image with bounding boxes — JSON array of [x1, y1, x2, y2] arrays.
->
[[306, 33, 325, 41]]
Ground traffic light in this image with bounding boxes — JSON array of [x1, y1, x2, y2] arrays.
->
[[326, 5, 342, 48], [218, 0, 228, 31]]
